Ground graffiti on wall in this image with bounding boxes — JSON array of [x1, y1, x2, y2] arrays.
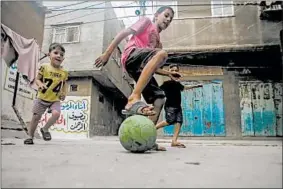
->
[[37, 96, 91, 139]]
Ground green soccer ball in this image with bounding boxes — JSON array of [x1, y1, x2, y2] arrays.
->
[[118, 115, 157, 153]]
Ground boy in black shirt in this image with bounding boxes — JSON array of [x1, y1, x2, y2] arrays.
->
[[157, 64, 202, 148]]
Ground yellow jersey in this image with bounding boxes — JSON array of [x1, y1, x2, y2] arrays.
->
[[37, 63, 68, 102]]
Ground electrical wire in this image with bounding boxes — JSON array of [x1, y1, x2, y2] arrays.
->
[[44, 3, 238, 29], [46, 1, 90, 10], [54, 2, 136, 25], [46, 1, 106, 19], [47, 2, 260, 11]]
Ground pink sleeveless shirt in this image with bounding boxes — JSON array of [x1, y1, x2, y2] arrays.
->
[[121, 17, 161, 68]]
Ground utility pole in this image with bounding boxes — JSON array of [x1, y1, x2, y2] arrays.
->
[[135, 0, 146, 17], [139, 0, 146, 16]]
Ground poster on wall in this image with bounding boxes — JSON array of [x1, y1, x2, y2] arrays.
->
[[37, 96, 91, 140], [4, 62, 34, 99]]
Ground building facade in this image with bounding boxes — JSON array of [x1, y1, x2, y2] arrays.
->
[[152, 0, 282, 138], [39, 1, 133, 139]]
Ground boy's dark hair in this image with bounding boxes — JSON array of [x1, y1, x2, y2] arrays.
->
[[169, 64, 179, 70], [49, 43, 65, 53], [156, 6, 175, 15], [153, 6, 175, 22]]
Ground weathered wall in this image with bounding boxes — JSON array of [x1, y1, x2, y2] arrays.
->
[[102, 2, 133, 97], [41, 3, 105, 71], [1, 1, 46, 47], [66, 77, 92, 97], [89, 79, 123, 137], [161, 3, 282, 48], [1, 1, 45, 123], [60, 77, 123, 137]]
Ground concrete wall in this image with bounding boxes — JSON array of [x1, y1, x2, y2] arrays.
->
[[102, 2, 133, 97], [66, 77, 123, 136], [1, 1, 45, 123], [161, 2, 282, 48], [65, 77, 92, 96], [89, 80, 123, 137], [1, 1, 46, 47], [41, 3, 105, 71]]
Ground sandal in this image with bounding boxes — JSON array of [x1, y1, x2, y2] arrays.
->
[[40, 128, 52, 141], [24, 138, 34, 145], [171, 142, 186, 148], [151, 143, 167, 151], [121, 100, 156, 116]]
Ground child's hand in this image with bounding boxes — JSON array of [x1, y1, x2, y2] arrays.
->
[[94, 53, 110, 68], [169, 72, 182, 81], [193, 84, 203, 88], [38, 83, 47, 90]]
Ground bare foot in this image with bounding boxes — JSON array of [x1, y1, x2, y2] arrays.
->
[[124, 95, 156, 116], [171, 142, 186, 148], [151, 143, 167, 151]]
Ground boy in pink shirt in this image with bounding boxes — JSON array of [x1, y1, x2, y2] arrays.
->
[[95, 6, 181, 151]]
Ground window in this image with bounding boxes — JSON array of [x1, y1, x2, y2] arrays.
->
[[52, 25, 80, 43], [211, 0, 234, 17], [69, 84, 78, 92]]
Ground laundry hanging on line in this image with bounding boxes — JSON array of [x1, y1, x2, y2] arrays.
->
[[1, 23, 41, 90]]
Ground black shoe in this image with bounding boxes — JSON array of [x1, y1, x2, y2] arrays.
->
[[40, 128, 52, 141], [24, 138, 34, 145]]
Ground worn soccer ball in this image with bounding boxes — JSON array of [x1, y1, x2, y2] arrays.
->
[[118, 115, 157, 153]]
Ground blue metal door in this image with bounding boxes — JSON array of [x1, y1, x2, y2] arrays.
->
[[163, 80, 226, 136], [239, 82, 282, 136]]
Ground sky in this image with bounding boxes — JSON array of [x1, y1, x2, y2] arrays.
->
[[42, 1, 153, 27]]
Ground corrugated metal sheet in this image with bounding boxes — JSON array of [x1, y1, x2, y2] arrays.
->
[[163, 80, 225, 136], [239, 81, 282, 136]]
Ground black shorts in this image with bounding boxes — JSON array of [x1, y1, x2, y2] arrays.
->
[[125, 48, 165, 104], [165, 107, 183, 125]]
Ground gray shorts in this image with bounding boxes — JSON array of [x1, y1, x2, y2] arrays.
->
[[165, 107, 183, 125], [32, 98, 61, 116]]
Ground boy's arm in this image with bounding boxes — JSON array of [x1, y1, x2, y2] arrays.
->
[[155, 68, 172, 76], [60, 73, 68, 101], [36, 65, 47, 90], [62, 81, 67, 95], [155, 69, 182, 81], [184, 84, 203, 90], [104, 28, 134, 58], [59, 81, 67, 101], [35, 74, 43, 87]]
